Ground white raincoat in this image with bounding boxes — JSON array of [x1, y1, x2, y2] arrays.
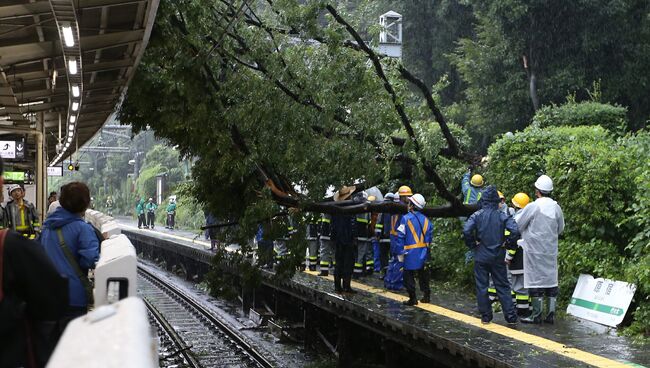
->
[[515, 197, 565, 289]]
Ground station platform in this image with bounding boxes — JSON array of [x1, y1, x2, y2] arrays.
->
[[117, 219, 650, 368]]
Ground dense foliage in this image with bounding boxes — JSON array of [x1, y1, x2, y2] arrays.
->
[[117, 0, 650, 337], [533, 101, 628, 133], [483, 119, 650, 336]]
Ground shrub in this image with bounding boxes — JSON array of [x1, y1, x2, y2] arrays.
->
[[485, 125, 610, 199], [533, 101, 627, 133]]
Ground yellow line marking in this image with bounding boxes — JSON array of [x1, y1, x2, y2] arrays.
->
[[304, 271, 630, 368], [127, 227, 634, 368]]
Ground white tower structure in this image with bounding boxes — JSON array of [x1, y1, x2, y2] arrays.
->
[[379, 11, 403, 59]]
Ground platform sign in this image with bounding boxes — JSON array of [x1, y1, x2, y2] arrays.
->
[[15, 139, 25, 159], [567, 274, 636, 327], [0, 141, 16, 159], [47, 166, 63, 177], [3, 171, 25, 181]]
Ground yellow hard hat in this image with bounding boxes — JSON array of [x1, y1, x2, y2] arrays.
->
[[512, 193, 530, 209], [470, 174, 484, 187], [398, 185, 413, 196], [497, 191, 505, 200]]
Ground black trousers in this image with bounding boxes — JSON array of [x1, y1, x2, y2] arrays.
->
[[138, 213, 146, 227], [166, 213, 175, 228], [146, 212, 155, 227], [529, 287, 558, 297], [379, 241, 390, 271], [334, 241, 356, 277], [403, 268, 430, 296]]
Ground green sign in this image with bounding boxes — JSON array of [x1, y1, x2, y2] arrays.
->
[[570, 297, 625, 316], [3, 171, 24, 181]]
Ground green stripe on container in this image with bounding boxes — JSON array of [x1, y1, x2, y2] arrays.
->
[[570, 298, 624, 316]]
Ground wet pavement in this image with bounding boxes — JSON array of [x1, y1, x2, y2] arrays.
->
[[118, 219, 650, 367]]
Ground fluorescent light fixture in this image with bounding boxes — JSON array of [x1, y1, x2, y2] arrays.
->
[[0, 116, 10, 121], [67, 137, 72, 143], [72, 85, 80, 97], [52, 69, 58, 88], [68, 131, 73, 137], [19, 101, 44, 107], [69, 124, 74, 130], [69, 115, 76, 123], [68, 57, 77, 75], [72, 102, 79, 111], [62, 25, 74, 47]]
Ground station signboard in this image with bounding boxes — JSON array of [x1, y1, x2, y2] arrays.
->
[[47, 166, 63, 177], [3, 171, 25, 181], [567, 274, 636, 327], [0, 141, 16, 159]]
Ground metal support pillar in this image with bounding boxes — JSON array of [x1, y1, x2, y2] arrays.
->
[[303, 303, 318, 350], [36, 112, 46, 222], [336, 318, 353, 368]]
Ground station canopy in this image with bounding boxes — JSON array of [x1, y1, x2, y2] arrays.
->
[[0, 0, 158, 168]]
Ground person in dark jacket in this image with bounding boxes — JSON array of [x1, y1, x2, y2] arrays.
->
[[0, 157, 68, 368], [463, 185, 519, 325], [331, 186, 357, 294], [41, 182, 100, 325]]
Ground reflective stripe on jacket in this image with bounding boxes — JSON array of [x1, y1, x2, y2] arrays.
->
[[396, 211, 433, 270]]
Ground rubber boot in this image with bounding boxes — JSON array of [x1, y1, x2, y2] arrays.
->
[[420, 292, 430, 304], [342, 275, 356, 294], [521, 297, 543, 324], [308, 265, 317, 272], [403, 291, 418, 306], [544, 297, 556, 324], [334, 275, 343, 293], [318, 269, 329, 277]]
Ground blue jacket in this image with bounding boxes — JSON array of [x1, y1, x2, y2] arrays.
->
[[389, 214, 403, 255], [463, 186, 519, 263], [395, 211, 433, 270], [461, 172, 483, 204], [41, 207, 100, 308]]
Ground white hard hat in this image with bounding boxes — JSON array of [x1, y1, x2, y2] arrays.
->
[[148, 197, 153, 201], [535, 175, 553, 193], [7, 184, 22, 194], [384, 192, 395, 201], [409, 193, 426, 210], [393, 192, 400, 203]]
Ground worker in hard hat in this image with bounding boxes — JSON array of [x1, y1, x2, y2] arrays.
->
[[305, 213, 320, 271], [318, 211, 334, 277], [395, 193, 433, 306], [136, 197, 146, 229], [461, 171, 484, 204], [463, 185, 519, 325], [367, 195, 382, 275], [377, 193, 394, 278], [165, 196, 177, 230], [6, 184, 40, 239], [505, 192, 532, 317], [353, 192, 373, 278], [274, 209, 295, 265], [487, 191, 517, 304], [145, 198, 157, 229], [105, 196, 114, 217], [517, 175, 564, 324]]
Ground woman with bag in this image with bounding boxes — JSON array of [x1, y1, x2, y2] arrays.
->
[[41, 182, 100, 328]]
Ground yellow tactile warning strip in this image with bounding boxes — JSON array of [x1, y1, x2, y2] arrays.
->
[[122, 224, 637, 368], [302, 270, 632, 368]]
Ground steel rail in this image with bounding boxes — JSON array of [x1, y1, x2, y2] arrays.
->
[[142, 296, 202, 368], [138, 266, 274, 368]]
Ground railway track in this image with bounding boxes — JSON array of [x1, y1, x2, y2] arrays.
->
[[138, 265, 274, 368]]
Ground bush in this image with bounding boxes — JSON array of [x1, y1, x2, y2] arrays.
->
[[533, 101, 627, 133], [485, 125, 610, 199], [546, 138, 637, 246]]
